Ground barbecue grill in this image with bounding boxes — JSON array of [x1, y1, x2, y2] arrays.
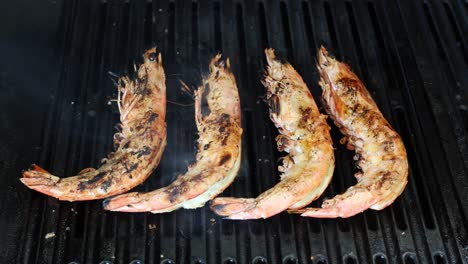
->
[[0, 0, 467, 263]]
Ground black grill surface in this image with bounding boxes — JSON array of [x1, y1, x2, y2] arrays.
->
[[0, 0, 467, 263]]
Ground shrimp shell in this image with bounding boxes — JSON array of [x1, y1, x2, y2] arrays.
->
[[290, 47, 408, 218], [210, 49, 335, 219], [103, 54, 242, 213], [20, 48, 167, 201]]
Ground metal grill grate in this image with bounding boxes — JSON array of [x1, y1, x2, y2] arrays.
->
[[0, 0, 467, 263]]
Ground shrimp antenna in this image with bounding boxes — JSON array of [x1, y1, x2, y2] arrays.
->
[[108, 72, 120, 87], [110, 78, 119, 87], [179, 80, 195, 99], [167, 100, 194, 107], [108, 71, 120, 78]]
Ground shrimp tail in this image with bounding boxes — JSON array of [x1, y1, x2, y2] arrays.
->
[[210, 198, 256, 217], [289, 187, 377, 218], [20, 164, 60, 196], [103, 192, 151, 212], [21, 164, 58, 183]]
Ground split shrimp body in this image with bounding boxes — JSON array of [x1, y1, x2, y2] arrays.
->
[[290, 47, 408, 218], [20, 48, 167, 201], [103, 55, 242, 213], [210, 49, 334, 219]]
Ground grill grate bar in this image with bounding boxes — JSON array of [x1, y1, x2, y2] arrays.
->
[[332, 1, 387, 262], [371, 2, 444, 263], [3, 0, 467, 263], [15, 0, 77, 262], [38, 1, 102, 262], [383, 0, 466, 262], [262, 2, 302, 262], [236, 0, 270, 262], [422, 1, 468, 183], [348, 2, 412, 263]]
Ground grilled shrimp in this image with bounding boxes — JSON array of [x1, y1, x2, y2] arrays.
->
[[20, 48, 167, 201], [210, 49, 334, 219], [103, 55, 242, 213], [290, 47, 408, 218]]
